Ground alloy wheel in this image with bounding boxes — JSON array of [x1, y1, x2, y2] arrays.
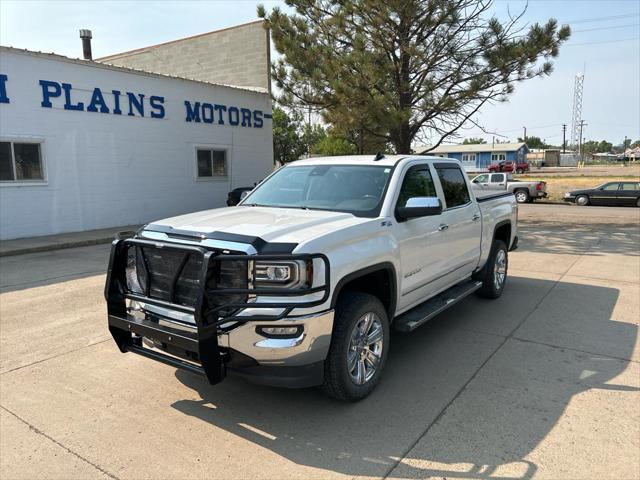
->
[[494, 249, 507, 291], [347, 312, 384, 385]]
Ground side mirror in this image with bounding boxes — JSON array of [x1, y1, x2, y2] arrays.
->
[[396, 197, 442, 220]]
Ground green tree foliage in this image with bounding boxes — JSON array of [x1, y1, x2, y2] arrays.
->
[[582, 140, 614, 156], [463, 137, 487, 144], [300, 123, 328, 155], [518, 136, 547, 149], [259, 0, 570, 154], [272, 107, 306, 164], [312, 134, 357, 156]]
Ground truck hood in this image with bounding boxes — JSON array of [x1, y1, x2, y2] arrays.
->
[[146, 206, 369, 246]]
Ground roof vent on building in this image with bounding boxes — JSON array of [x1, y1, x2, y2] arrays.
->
[[79, 29, 92, 60]]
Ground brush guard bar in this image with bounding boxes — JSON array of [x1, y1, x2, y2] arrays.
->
[[105, 238, 330, 384]]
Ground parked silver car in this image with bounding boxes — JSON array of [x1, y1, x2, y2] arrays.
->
[[471, 172, 548, 203]]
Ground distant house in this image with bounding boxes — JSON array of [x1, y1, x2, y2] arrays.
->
[[415, 142, 529, 169]]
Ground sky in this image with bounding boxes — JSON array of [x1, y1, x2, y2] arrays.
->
[[1, 0, 638, 147]]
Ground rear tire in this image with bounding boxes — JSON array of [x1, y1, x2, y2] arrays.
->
[[576, 195, 589, 206], [516, 168, 524, 174], [514, 189, 529, 204], [321, 292, 389, 402], [475, 239, 508, 299]]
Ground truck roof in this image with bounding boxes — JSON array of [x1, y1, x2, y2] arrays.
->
[[289, 155, 458, 168]]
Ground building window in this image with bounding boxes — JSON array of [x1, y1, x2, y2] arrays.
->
[[0, 141, 45, 182], [461, 154, 477, 163], [196, 148, 227, 178], [491, 153, 506, 162]]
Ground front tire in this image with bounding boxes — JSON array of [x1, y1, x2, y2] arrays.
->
[[476, 239, 508, 299], [514, 189, 529, 204], [636, 197, 640, 207], [576, 195, 590, 206], [321, 292, 389, 402], [516, 168, 524, 174]]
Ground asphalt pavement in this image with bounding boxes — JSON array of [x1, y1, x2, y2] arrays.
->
[[1, 204, 638, 480]]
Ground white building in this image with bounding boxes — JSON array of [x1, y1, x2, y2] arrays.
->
[[0, 46, 273, 240]]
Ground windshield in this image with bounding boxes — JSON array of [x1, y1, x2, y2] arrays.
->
[[241, 164, 393, 217]]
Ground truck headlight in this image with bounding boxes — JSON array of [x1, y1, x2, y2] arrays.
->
[[253, 260, 310, 289], [125, 246, 148, 294]]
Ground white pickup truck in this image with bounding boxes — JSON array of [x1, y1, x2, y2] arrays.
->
[[106, 155, 518, 401]]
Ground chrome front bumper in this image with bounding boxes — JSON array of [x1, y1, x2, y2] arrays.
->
[[221, 310, 335, 367]]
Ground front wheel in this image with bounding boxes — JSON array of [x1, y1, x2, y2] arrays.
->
[[514, 189, 530, 203], [476, 239, 508, 299], [576, 195, 590, 206], [321, 292, 389, 402], [636, 197, 640, 207], [516, 168, 524, 174]]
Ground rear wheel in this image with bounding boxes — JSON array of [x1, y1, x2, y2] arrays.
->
[[576, 195, 590, 206], [514, 189, 529, 204], [516, 168, 524, 174], [321, 292, 389, 402], [476, 239, 508, 299]]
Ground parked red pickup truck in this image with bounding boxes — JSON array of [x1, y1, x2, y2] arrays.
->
[[488, 160, 529, 174]]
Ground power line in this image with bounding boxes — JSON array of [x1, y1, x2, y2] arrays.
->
[[573, 23, 640, 33], [566, 36, 640, 46], [565, 13, 640, 24]]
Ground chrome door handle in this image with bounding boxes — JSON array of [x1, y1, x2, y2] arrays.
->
[[472, 214, 480, 221], [438, 224, 449, 231]]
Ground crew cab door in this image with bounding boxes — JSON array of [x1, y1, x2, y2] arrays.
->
[[433, 163, 482, 280], [471, 174, 490, 189], [392, 164, 451, 311], [489, 173, 508, 190]]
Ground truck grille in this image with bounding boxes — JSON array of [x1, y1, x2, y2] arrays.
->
[[126, 245, 247, 317]]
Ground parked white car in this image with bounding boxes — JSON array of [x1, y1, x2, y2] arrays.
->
[[106, 155, 518, 401]]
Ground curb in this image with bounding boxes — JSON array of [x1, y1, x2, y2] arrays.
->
[[0, 236, 115, 258]]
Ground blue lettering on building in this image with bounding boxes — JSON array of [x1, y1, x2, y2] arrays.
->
[[0, 74, 10, 104], [0, 78, 270, 129], [185, 101, 201, 122], [87, 87, 109, 113], [39, 80, 62, 107], [112, 90, 122, 115], [149, 95, 165, 119]]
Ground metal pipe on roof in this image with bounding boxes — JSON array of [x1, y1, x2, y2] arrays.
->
[[79, 29, 92, 60]]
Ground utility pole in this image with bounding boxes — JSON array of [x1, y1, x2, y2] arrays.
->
[[624, 135, 628, 151], [562, 124, 567, 153], [523, 127, 527, 144]]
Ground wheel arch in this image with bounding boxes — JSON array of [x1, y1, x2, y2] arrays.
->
[[331, 263, 398, 320], [493, 220, 512, 249]]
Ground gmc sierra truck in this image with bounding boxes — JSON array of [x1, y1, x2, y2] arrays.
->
[[105, 155, 518, 401]]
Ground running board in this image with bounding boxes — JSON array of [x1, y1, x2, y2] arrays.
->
[[394, 280, 482, 332]]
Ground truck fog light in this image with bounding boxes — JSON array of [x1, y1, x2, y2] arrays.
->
[[256, 325, 303, 339]]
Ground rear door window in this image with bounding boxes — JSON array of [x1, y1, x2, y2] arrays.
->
[[621, 182, 639, 191], [435, 166, 471, 209], [491, 173, 505, 183]]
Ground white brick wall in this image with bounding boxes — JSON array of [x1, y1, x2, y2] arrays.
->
[[99, 21, 270, 92], [0, 49, 273, 240]]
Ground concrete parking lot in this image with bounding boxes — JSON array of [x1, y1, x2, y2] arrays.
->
[[1, 204, 639, 480]]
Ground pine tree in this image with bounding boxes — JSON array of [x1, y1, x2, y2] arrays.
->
[[259, 0, 570, 154]]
